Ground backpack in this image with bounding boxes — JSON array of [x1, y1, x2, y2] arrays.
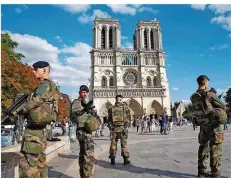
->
[[48, 80, 60, 116], [111, 104, 124, 126], [190, 92, 208, 126]]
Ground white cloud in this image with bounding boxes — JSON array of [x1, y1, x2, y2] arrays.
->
[[138, 7, 159, 14], [107, 4, 136, 15], [191, 4, 207, 10], [57, 4, 91, 14], [107, 5, 158, 16], [122, 41, 133, 50], [209, 44, 229, 50], [191, 4, 231, 37], [8, 32, 59, 65], [121, 36, 128, 40], [172, 87, 179, 91], [211, 14, 231, 32], [78, 9, 111, 24], [181, 100, 190, 104], [208, 4, 231, 14], [55, 36, 62, 42], [5, 31, 91, 93], [15, 5, 28, 14], [130, 4, 142, 8]]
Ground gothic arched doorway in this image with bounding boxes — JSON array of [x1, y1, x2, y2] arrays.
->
[[126, 99, 142, 121], [147, 100, 163, 118]]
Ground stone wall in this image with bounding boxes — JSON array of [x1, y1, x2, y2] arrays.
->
[[1, 136, 70, 178]]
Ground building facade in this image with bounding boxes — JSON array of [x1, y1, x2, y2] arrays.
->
[[89, 18, 171, 119], [171, 101, 186, 121]]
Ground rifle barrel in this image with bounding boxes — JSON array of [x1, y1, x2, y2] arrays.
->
[[1, 115, 9, 123]]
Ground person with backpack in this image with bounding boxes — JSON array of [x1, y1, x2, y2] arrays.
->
[[108, 94, 131, 165], [190, 75, 227, 178]]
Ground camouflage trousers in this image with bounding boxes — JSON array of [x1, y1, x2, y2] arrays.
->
[[198, 124, 224, 176], [19, 129, 48, 178], [77, 131, 95, 178], [109, 130, 129, 158]]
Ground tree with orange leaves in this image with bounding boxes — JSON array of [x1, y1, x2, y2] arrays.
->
[[1, 33, 40, 116]]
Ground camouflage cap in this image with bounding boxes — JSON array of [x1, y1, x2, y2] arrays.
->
[[32, 61, 50, 68], [79, 85, 89, 92], [197, 75, 210, 85]]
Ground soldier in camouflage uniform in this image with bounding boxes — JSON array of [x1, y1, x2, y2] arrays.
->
[[18, 61, 60, 178], [108, 94, 131, 165], [190, 75, 227, 178], [71, 85, 95, 178]]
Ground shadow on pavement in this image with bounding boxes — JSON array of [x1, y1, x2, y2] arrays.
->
[[95, 159, 197, 178], [93, 138, 110, 141], [58, 154, 78, 159], [48, 166, 73, 178]]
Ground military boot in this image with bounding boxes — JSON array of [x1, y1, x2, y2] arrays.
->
[[197, 171, 211, 177], [111, 158, 115, 165], [123, 158, 131, 165]]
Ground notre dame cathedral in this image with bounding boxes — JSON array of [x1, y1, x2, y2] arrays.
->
[[89, 17, 170, 120]]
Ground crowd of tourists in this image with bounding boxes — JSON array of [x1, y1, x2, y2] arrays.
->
[[133, 113, 174, 135]]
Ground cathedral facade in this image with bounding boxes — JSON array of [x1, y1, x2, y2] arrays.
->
[[89, 17, 171, 119]]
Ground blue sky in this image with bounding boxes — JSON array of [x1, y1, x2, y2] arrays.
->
[[1, 4, 231, 103]]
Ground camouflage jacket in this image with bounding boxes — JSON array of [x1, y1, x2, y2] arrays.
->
[[71, 98, 92, 136], [108, 102, 130, 132], [24, 78, 60, 125]]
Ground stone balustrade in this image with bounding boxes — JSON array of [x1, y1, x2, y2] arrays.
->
[[93, 87, 166, 98]]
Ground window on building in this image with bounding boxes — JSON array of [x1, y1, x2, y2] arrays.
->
[[150, 29, 154, 50], [109, 27, 113, 49], [145, 57, 148, 65], [144, 29, 148, 49], [147, 77, 151, 87], [153, 76, 158, 86], [101, 77, 107, 88], [101, 27, 106, 49], [109, 77, 113, 87]]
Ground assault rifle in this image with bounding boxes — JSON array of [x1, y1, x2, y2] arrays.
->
[[218, 92, 224, 99], [1, 94, 29, 123], [210, 88, 224, 99], [81, 100, 95, 114]]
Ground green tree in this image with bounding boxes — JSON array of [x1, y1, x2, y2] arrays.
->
[[224, 88, 231, 116], [182, 103, 194, 119], [1, 33, 24, 61]]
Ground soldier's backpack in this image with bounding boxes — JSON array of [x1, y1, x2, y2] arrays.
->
[[111, 105, 124, 126], [190, 92, 209, 126], [84, 114, 101, 132], [77, 113, 101, 132], [212, 108, 227, 125]]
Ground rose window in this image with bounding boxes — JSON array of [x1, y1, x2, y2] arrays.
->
[[123, 71, 138, 85]]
